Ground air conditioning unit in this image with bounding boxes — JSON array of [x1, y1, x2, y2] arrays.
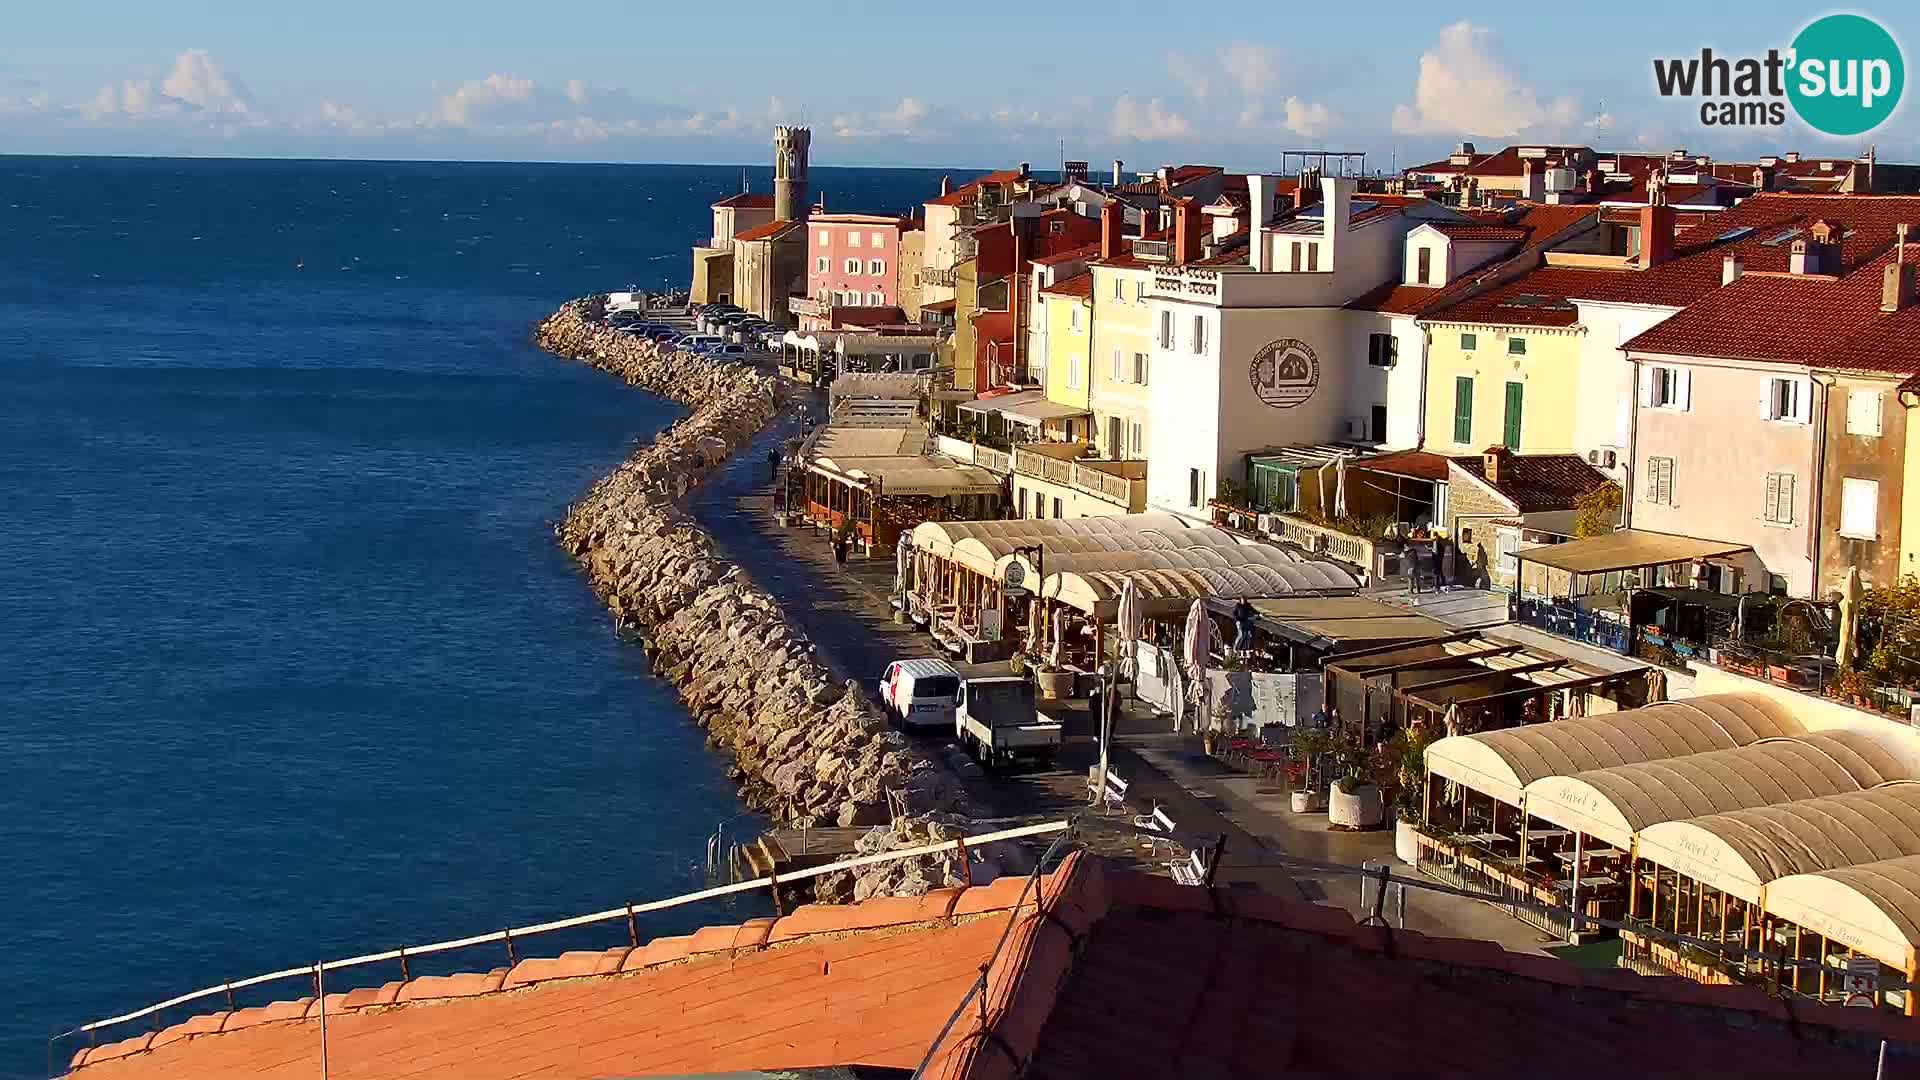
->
[[1345, 417, 1369, 440], [1587, 449, 1600, 464], [1256, 513, 1278, 534], [1604, 449, 1618, 468]]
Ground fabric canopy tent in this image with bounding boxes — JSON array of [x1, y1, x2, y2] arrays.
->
[[1514, 529, 1752, 575], [976, 530, 1245, 583], [1425, 693, 1804, 806], [1522, 731, 1912, 850], [1044, 561, 1358, 619], [1637, 782, 1920, 904], [1765, 855, 1920, 971], [810, 457, 1003, 496], [909, 514, 1198, 562]]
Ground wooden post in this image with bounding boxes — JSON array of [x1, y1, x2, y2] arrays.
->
[[1790, 927, 1802, 994], [1094, 618, 1105, 670], [1568, 830, 1585, 943], [1422, 768, 1432, 829], [1818, 934, 1830, 1000], [1718, 889, 1729, 950], [1649, 864, 1660, 932], [1906, 949, 1916, 1017]]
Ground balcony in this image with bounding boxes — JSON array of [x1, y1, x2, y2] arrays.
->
[[1013, 447, 1146, 510], [1209, 502, 1375, 572], [921, 267, 958, 289], [787, 296, 828, 317]]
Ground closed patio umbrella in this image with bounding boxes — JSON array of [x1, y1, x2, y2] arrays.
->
[[1183, 599, 1214, 733], [1117, 577, 1143, 680], [1837, 566, 1864, 671]]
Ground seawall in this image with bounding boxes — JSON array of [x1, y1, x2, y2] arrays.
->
[[535, 299, 970, 837]]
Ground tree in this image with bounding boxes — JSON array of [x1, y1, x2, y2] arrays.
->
[[1573, 484, 1623, 538]]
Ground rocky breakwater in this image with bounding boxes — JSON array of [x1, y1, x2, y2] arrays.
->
[[536, 299, 970, 835]]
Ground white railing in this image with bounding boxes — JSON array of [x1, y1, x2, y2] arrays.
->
[[60, 819, 1070, 1041], [1013, 448, 1141, 508], [1271, 514, 1374, 569], [973, 445, 1012, 475]]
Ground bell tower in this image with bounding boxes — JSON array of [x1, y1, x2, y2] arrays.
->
[[773, 125, 811, 222]]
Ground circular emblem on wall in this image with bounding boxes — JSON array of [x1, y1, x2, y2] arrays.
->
[[1249, 338, 1320, 409]]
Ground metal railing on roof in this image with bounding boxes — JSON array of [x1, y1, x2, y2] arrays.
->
[[51, 820, 1070, 1064]]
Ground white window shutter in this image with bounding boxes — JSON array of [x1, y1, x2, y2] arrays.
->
[[1760, 381, 1777, 419], [1678, 369, 1693, 410], [1783, 474, 1795, 523], [1638, 367, 1654, 407], [1765, 473, 1780, 521]]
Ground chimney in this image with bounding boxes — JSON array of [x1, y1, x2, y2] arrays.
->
[[1801, 218, 1841, 273], [1320, 176, 1353, 269], [1884, 225, 1915, 312], [1638, 172, 1674, 268], [1018, 161, 1031, 181], [1790, 239, 1812, 275], [1099, 198, 1124, 260], [1483, 445, 1510, 484], [1751, 166, 1771, 191], [940, 175, 952, 197], [1173, 198, 1203, 265], [1246, 174, 1271, 271], [1722, 255, 1744, 284], [1521, 159, 1544, 202], [1786, 151, 1801, 164]]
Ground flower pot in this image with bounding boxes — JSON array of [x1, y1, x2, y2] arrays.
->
[[1395, 819, 1421, 866], [1328, 781, 1385, 829], [1289, 789, 1316, 813], [1036, 668, 1072, 700]]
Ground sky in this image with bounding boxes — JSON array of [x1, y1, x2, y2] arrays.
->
[[3, 2, 1919, 169]]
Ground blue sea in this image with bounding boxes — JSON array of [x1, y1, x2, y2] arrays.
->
[[0, 155, 948, 1077]]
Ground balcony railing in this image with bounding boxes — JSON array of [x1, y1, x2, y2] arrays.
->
[[787, 296, 827, 316], [921, 267, 958, 289], [1012, 448, 1143, 508], [1131, 239, 1171, 261], [1512, 597, 1632, 655]]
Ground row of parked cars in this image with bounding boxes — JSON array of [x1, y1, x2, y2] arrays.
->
[[690, 303, 786, 351], [601, 307, 757, 359]]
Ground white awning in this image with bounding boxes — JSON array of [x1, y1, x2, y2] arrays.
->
[[1766, 856, 1920, 970], [1637, 782, 1920, 903], [957, 390, 1085, 425], [1522, 731, 1911, 849], [1043, 560, 1358, 618], [1424, 693, 1805, 806]]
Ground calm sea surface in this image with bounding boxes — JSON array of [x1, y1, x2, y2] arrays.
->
[[0, 155, 947, 1076]]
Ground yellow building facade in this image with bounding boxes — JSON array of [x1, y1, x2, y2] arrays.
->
[[1086, 262, 1155, 461], [1038, 284, 1093, 443], [1421, 321, 1586, 455]]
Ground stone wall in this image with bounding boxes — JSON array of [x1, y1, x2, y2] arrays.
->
[[535, 298, 968, 832]]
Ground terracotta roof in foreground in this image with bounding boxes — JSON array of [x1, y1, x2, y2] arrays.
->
[[1451, 451, 1614, 513], [65, 852, 1920, 1080], [735, 218, 802, 242]]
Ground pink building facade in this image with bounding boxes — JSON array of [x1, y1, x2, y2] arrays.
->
[[800, 214, 916, 331]]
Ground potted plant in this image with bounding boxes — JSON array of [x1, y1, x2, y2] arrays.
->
[[1290, 729, 1332, 813], [1326, 729, 1386, 830], [1389, 725, 1437, 865], [1034, 658, 1073, 700]]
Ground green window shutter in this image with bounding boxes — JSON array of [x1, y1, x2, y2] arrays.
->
[[1453, 377, 1474, 444], [1503, 382, 1524, 449]]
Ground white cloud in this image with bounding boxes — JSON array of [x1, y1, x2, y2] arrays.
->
[[432, 73, 537, 127], [831, 97, 928, 138], [1219, 42, 1274, 96], [1282, 96, 1333, 138], [1110, 95, 1189, 140], [160, 49, 251, 116], [1164, 52, 1210, 100], [1391, 20, 1581, 138]]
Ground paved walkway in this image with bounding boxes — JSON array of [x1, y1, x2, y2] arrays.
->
[[687, 402, 1553, 951]]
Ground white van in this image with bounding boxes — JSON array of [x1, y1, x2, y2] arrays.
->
[[878, 658, 962, 731]]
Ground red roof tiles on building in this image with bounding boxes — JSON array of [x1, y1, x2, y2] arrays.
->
[[1451, 451, 1614, 514], [734, 218, 801, 242], [1424, 267, 1589, 327], [711, 192, 776, 209], [1038, 271, 1093, 299]]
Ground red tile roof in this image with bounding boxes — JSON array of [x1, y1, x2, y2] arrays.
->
[[1625, 247, 1920, 377], [1425, 266, 1588, 327], [1346, 283, 1445, 315], [711, 192, 775, 209], [1030, 243, 1098, 267], [1463, 145, 1587, 179], [1428, 221, 1529, 243], [1451, 451, 1614, 513], [1406, 153, 1493, 176], [1350, 205, 1600, 317], [1038, 271, 1093, 299], [72, 853, 1920, 1080], [734, 218, 801, 242], [927, 169, 1027, 207]]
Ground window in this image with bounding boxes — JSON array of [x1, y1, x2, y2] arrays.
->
[[1768, 573, 1790, 596], [1763, 376, 1810, 422], [1841, 477, 1880, 538], [1763, 472, 1796, 525], [1642, 365, 1690, 409], [1644, 456, 1677, 505], [815, 256, 828, 272], [1158, 311, 1173, 349], [1503, 381, 1524, 449], [1452, 376, 1474, 444], [1367, 333, 1397, 368], [1191, 314, 1208, 354], [817, 231, 830, 246], [1290, 243, 1302, 272], [1131, 421, 1145, 456], [845, 258, 860, 274], [1068, 354, 1082, 389], [1053, 497, 1063, 518], [1070, 305, 1082, 334], [1113, 277, 1124, 299], [869, 259, 885, 276], [1848, 389, 1884, 436], [1034, 493, 1045, 519], [1134, 280, 1146, 303], [1111, 347, 1122, 381], [1133, 351, 1149, 385], [1188, 468, 1202, 508], [869, 231, 885, 247], [1370, 404, 1388, 443], [1507, 336, 1527, 356], [1417, 246, 1433, 285], [1019, 490, 1028, 518], [1306, 245, 1320, 272], [867, 291, 883, 306], [848, 232, 862, 248], [1461, 332, 1478, 350]]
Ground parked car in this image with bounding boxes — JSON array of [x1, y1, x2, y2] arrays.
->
[[956, 677, 1060, 768], [679, 335, 725, 352], [705, 343, 751, 358], [879, 658, 962, 731]]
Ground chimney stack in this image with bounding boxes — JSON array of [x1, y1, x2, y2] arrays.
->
[[1884, 224, 1916, 312], [1521, 159, 1544, 202], [1173, 198, 1203, 265], [1639, 172, 1674, 268], [1483, 446, 1509, 484], [1722, 255, 1744, 284], [1099, 198, 1124, 261], [1112, 159, 1125, 186], [1247, 175, 1271, 271], [1790, 239, 1813, 275], [1018, 161, 1031, 180]]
